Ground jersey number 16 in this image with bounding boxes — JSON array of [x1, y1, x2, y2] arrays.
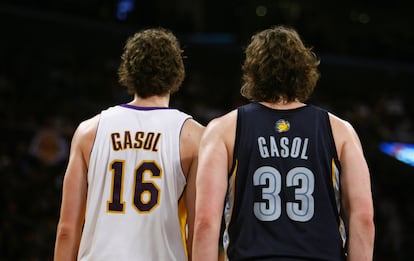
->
[[107, 160, 161, 213]]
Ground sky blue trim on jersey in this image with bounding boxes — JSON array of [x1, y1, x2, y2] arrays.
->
[[119, 104, 173, 111]]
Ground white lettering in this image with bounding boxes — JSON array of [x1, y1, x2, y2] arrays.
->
[[290, 137, 301, 158], [256, 136, 309, 160], [258, 137, 269, 158], [270, 136, 280, 157], [280, 137, 289, 158], [301, 138, 309, 159]]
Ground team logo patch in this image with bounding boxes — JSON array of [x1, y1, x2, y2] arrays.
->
[[275, 119, 290, 133]]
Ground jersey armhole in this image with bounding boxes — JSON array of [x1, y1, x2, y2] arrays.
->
[[228, 108, 242, 177], [326, 112, 341, 172], [178, 116, 193, 181]]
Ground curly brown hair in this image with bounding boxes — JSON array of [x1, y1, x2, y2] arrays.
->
[[118, 27, 185, 98], [241, 25, 320, 103]]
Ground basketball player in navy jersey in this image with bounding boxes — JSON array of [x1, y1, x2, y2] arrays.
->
[[54, 28, 204, 260], [193, 25, 374, 261]]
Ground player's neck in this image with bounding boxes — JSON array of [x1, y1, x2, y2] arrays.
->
[[260, 100, 305, 110], [129, 94, 170, 108]]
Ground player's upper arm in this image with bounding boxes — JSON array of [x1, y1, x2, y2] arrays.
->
[[180, 119, 205, 178], [179, 119, 204, 261], [196, 110, 237, 220], [329, 113, 373, 219], [58, 115, 100, 230]]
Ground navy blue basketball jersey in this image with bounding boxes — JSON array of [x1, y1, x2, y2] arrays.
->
[[223, 102, 346, 261]]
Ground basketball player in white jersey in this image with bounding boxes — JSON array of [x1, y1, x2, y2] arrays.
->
[[54, 28, 204, 261]]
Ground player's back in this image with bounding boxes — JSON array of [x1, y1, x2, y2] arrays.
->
[[78, 104, 191, 261], [224, 102, 346, 261]]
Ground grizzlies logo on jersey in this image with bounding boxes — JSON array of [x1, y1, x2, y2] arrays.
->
[[223, 102, 346, 261], [275, 119, 290, 133]]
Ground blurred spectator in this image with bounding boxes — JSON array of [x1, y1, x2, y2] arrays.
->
[[28, 118, 69, 167]]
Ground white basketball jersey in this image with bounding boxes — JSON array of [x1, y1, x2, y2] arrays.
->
[[78, 104, 192, 261]]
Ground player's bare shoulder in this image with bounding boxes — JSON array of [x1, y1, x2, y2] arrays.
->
[[179, 118, 205, 177], [75, 114, 100, 141], [180, 117, 205, 160], [206, 109, 237, 134], [71, 114, 100, 163], [202, 109, 238, 151], [328, 112, 361, 158], [181, 118, 205, 146], [328, 111, 354, 130]]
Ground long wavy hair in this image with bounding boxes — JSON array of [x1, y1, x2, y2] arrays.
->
[[241, 25, 320, 103]]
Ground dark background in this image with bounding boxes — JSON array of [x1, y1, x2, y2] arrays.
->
[[1, 0, 413, 260]]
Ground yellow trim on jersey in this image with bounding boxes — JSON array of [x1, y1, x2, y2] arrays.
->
[[178, 196, 188, 259], [223, 159, 239, 261], [332, 158, 347, 248]]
